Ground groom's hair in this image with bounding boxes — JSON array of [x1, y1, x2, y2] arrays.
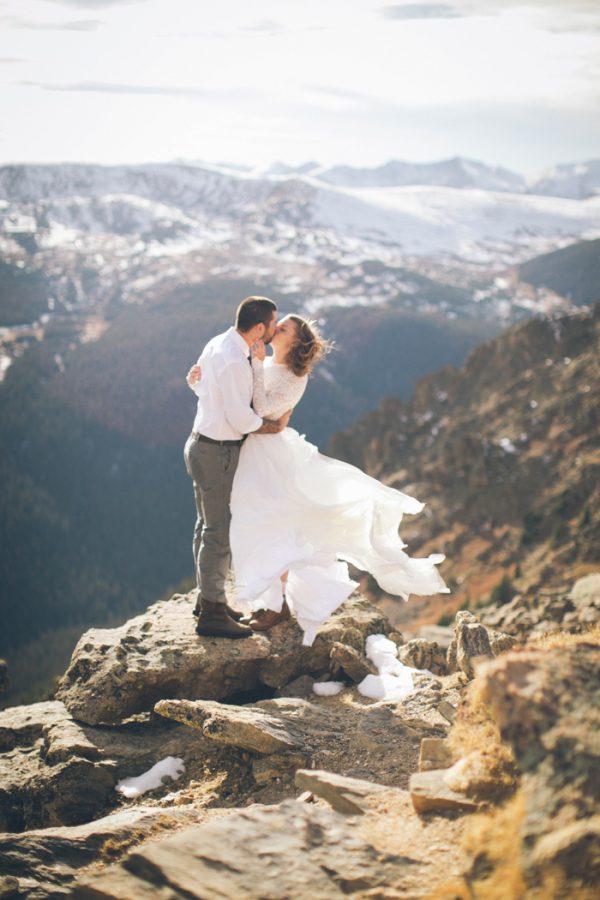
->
[[236, 296, 277, 333]]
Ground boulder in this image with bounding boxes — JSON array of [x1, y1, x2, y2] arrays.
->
[[397, 676, 460, 729], [0, 805, 199, 897], [329, 641, 376, 683], [275, 675, 315, 698], [398, 639, 447, 675], [294, 769, 394, 815], [570, 573, 600, 616], [437, 700, 458, 724], [0, 700, 208, 832], [456, 625, 493, 679], [56, 591, 390, 726], [155, 699, 305, 754], [72, 800, 412, 899], [488, 629, 516, 655], [477, 639, 600, 891], [447, 611, 494, 678], [409, 768, 480, 815]]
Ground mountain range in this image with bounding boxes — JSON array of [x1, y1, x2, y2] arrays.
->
[[1, 157, 599, 286], [1, 156, 599, 706], [199, 156, 600, 198]]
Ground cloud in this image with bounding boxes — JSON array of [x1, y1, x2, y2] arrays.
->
[[18, 80, 254, 99], [240, 19, 285, 35], [166, 19, 286, 40], [379, 1, 600, 30], [303, 84, 369, 102], [1, 15, 101, 30], [40, 1, 145, 7], [379, 4, 463, 20]]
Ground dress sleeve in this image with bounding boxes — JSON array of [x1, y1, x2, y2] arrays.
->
[[251, 359, 307, 418]]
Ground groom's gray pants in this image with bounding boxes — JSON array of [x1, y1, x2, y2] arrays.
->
[[184, 432, 242, 606]]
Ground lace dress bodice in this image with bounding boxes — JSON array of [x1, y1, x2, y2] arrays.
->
[[251, 358, 308, 420]]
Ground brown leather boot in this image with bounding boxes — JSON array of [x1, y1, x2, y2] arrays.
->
[[196, 600, 253, 639], [248, 599, 291, 632], [193, 601, 243, 621]]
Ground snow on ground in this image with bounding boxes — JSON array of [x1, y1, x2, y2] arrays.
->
[[3, 163, 600, 268], [313, 681, 344, 696], [115, 757, 185, 799], [357, 634, 420, 701], [313, 183, 600, 259]]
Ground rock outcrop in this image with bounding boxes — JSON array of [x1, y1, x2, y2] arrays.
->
[[155, 698, 306, 754], [0, 700, 208, 832], [446, 609, 515, 679], [331, 306, 600, 634], [483, 572, 600, 637], [398, 638, 447, 675], [71, 798, 445, 899], [477, 638, 600, 891], [294, 769, 394, 815], [2, 575, 598, 900], [329, 641, 377, 683], [0, 806, 200, 898], [56, 592, 389, 725], [156, 693, 443, 793], [410, 766, 481, 814]]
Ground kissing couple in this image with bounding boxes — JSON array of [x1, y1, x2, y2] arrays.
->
[[184, 296, 449, 645]]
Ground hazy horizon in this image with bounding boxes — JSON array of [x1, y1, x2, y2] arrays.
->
[[1, 153, 599, 181], [1, 1, 599, 175]]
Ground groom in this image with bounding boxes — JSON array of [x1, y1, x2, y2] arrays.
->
[[184, 296, 290, 639]]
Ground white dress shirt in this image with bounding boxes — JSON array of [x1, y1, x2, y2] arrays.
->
[[190, 327, 263, 440]]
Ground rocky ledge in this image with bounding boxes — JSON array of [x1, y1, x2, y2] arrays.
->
[[55, 591, 390, 725], [0, 577, 598, 899]]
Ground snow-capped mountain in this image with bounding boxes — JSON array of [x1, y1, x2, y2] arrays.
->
[[526, 159, 600, 200], [309, 156, 526, 192], [310, 182, 600, 260], [2, 161, 599, 265], [1, 157, 600, 351]]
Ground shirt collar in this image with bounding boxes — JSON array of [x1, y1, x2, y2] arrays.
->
[[228, 326, 251, 359]]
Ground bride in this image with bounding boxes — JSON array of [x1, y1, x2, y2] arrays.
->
[[228, 314, 450, 646]]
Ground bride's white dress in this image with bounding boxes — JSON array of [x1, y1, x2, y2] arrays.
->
[[230, 357, 449, 646]]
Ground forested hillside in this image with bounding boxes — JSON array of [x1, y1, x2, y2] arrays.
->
[[0, 274, 494, 706], [331, 304, 600, 631]]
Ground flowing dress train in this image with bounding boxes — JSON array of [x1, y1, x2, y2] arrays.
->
[[230, 358, 449, 646]]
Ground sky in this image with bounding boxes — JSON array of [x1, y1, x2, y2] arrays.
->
[[1, 0, 599, 176]]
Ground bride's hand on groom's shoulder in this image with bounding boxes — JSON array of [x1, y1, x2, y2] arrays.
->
[[251, 340, 266, 362], [186, 364, 202, 387]]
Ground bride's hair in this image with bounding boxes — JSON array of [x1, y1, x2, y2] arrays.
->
[[286, 315, 333, 377]]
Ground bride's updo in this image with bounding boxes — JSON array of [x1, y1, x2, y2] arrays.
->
[[286, 315, 333, 377]]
